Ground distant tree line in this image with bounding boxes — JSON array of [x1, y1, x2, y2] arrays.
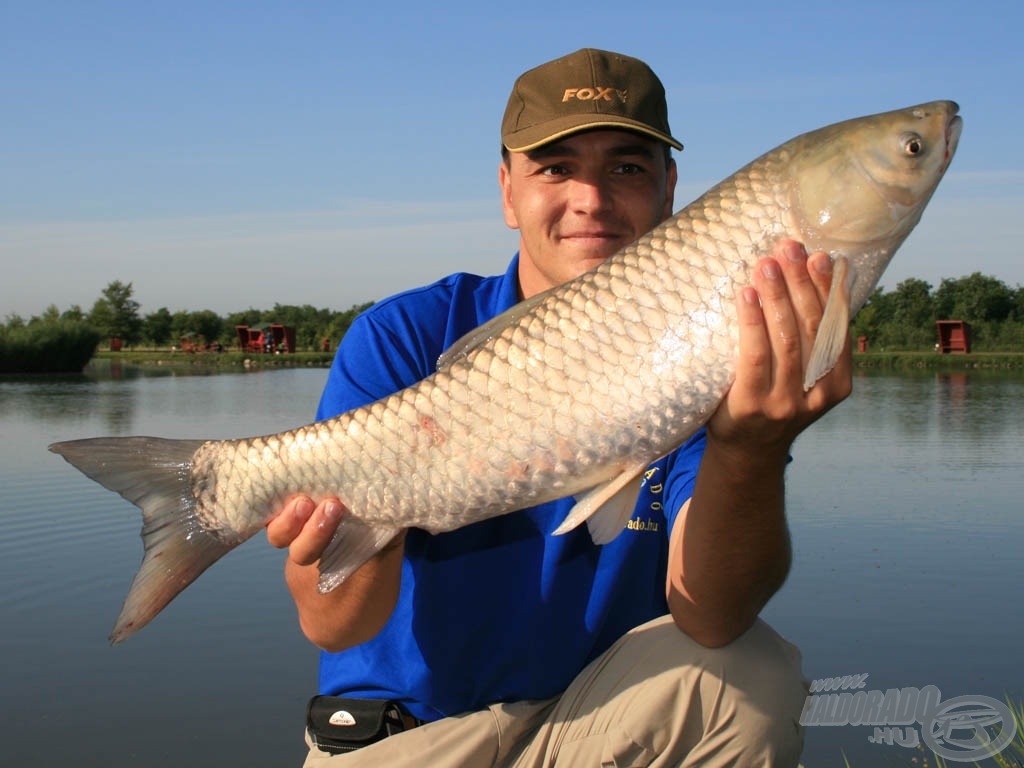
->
[[3, 281, 373, 353], [5, 273, 1024, 363], [852, 272, 1024, 351]]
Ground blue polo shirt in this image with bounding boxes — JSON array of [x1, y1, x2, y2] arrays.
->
[[315, 254, 706, 722]]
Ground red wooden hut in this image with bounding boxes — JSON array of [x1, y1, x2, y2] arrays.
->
[[936, 320, 971, 354]]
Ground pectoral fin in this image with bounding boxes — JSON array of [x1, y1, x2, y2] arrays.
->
[[317, 516, 403, 592], [551, 463, 647, 545], [804, 255, 855, 391]]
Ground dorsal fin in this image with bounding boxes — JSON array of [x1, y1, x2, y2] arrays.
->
[[436, 285, 561, 371]]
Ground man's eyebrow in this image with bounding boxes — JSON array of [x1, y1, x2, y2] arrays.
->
[[607, 143, 659, 159], [524, 144, 579, 162], [524, 141, 658, 163]]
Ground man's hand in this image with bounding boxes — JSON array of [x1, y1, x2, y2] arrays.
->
[[266, 496, 406, 652], [266, 494, 345, 566], [708, 238, 852, 460]]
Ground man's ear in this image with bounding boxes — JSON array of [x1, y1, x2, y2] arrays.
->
[[662, 158, 678, 221], [499, 160, 519, 230]]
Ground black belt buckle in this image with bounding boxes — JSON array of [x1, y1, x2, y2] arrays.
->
[[306, 695, 412, 755]]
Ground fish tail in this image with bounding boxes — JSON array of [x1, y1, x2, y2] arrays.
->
[[49, 436, 238, 645]]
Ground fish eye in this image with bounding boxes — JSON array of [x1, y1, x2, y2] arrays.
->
[[901, 132, 924, 156]]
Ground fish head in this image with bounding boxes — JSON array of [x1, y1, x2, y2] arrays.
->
[[788, 100, 962, 310]]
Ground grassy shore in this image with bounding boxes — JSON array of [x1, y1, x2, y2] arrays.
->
[[92, 349, 335, 369], [853, 351, 1024, 370], [93, 349, 1024, 373]]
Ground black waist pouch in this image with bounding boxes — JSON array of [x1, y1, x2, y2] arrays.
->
[[306, 695, 411, 755]]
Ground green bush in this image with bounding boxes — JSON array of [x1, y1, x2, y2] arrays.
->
[[0, 320, 102, 373]]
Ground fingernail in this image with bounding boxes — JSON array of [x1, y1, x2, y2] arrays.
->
[[811, 253, 833, 274], [784, 242, 806, 262], [295, 497, 315, 518], [323, 501, 341, 522], [741, 286, 759, 305], [761, 260, 781, 279]]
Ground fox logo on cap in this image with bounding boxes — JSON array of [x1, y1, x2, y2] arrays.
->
[[561, 87, 628, 104]]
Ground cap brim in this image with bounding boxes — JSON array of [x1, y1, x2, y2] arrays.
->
[[503, 114, 683, 153]]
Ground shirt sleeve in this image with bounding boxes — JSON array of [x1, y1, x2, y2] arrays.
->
[[316, 309, 434, 421], [660, 429, 707, 534]]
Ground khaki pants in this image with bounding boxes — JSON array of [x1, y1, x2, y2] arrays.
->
[[302, 615, 808, 768]]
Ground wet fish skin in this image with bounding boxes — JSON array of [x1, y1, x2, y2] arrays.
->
[[50, 101, 961, 644]]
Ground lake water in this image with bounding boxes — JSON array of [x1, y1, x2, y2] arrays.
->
[[0, 363, 1020, 767]]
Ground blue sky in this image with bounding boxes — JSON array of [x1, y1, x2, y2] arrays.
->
[[2, 0, 1021, 318]]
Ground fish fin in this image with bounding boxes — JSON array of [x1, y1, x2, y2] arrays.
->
[[436, 285, 561, 370], [317, 516, 403, 593], [49, 436, 240, 645], [551, 464, 647, 545], [804, 256, 855, 391]]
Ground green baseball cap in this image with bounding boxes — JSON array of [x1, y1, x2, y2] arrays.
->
[[501, 48, 683, 153]]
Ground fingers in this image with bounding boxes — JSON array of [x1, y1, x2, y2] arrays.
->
[[266, 495, 315, 548], [777, 241, 827, 338], [266, 494, 345, 566], [732, 284, 772, 402], [805, 250, 835, 306], [751, 253, 802, 393], [766, 240, 833, 373], [772, 242, 853, 404], [727, 239, 848, 428]]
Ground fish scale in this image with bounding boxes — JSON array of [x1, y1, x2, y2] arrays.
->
[[50, 101, 961, 642]]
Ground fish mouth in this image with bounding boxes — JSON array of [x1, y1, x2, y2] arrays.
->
[[944, 107, 963, 172]]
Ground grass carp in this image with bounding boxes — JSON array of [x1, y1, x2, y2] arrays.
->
[[51, 101, 962, 644]]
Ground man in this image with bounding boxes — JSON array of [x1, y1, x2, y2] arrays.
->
[[267, 48, 851, 766]]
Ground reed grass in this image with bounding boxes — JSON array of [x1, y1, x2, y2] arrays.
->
[[0, 320, 101, 373]]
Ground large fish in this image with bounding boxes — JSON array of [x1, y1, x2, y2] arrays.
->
[[51, 101, 962, 644]]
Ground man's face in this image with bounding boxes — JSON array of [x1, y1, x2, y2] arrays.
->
[[499, 130, 677, 299]]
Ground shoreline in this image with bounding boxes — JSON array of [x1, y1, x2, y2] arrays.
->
[[93, 349, 1024, 371], [851, 351, 1024, 370], [5, 349, 1022, 376], [91, 349, 336, 370]]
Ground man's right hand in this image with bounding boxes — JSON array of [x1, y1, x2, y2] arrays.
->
[[266, 495, 406, 652], [266, 494, 345, 566]]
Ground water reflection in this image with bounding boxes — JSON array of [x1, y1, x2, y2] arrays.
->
[[0, 380, 134, 437], [1, 364, 1021, 768], [933, 371, 1023, 455], [1, 364, 329, 768], [0, 359, 229, 432], [1, 361, 324, 440], [773, 369, 1024, 765]]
